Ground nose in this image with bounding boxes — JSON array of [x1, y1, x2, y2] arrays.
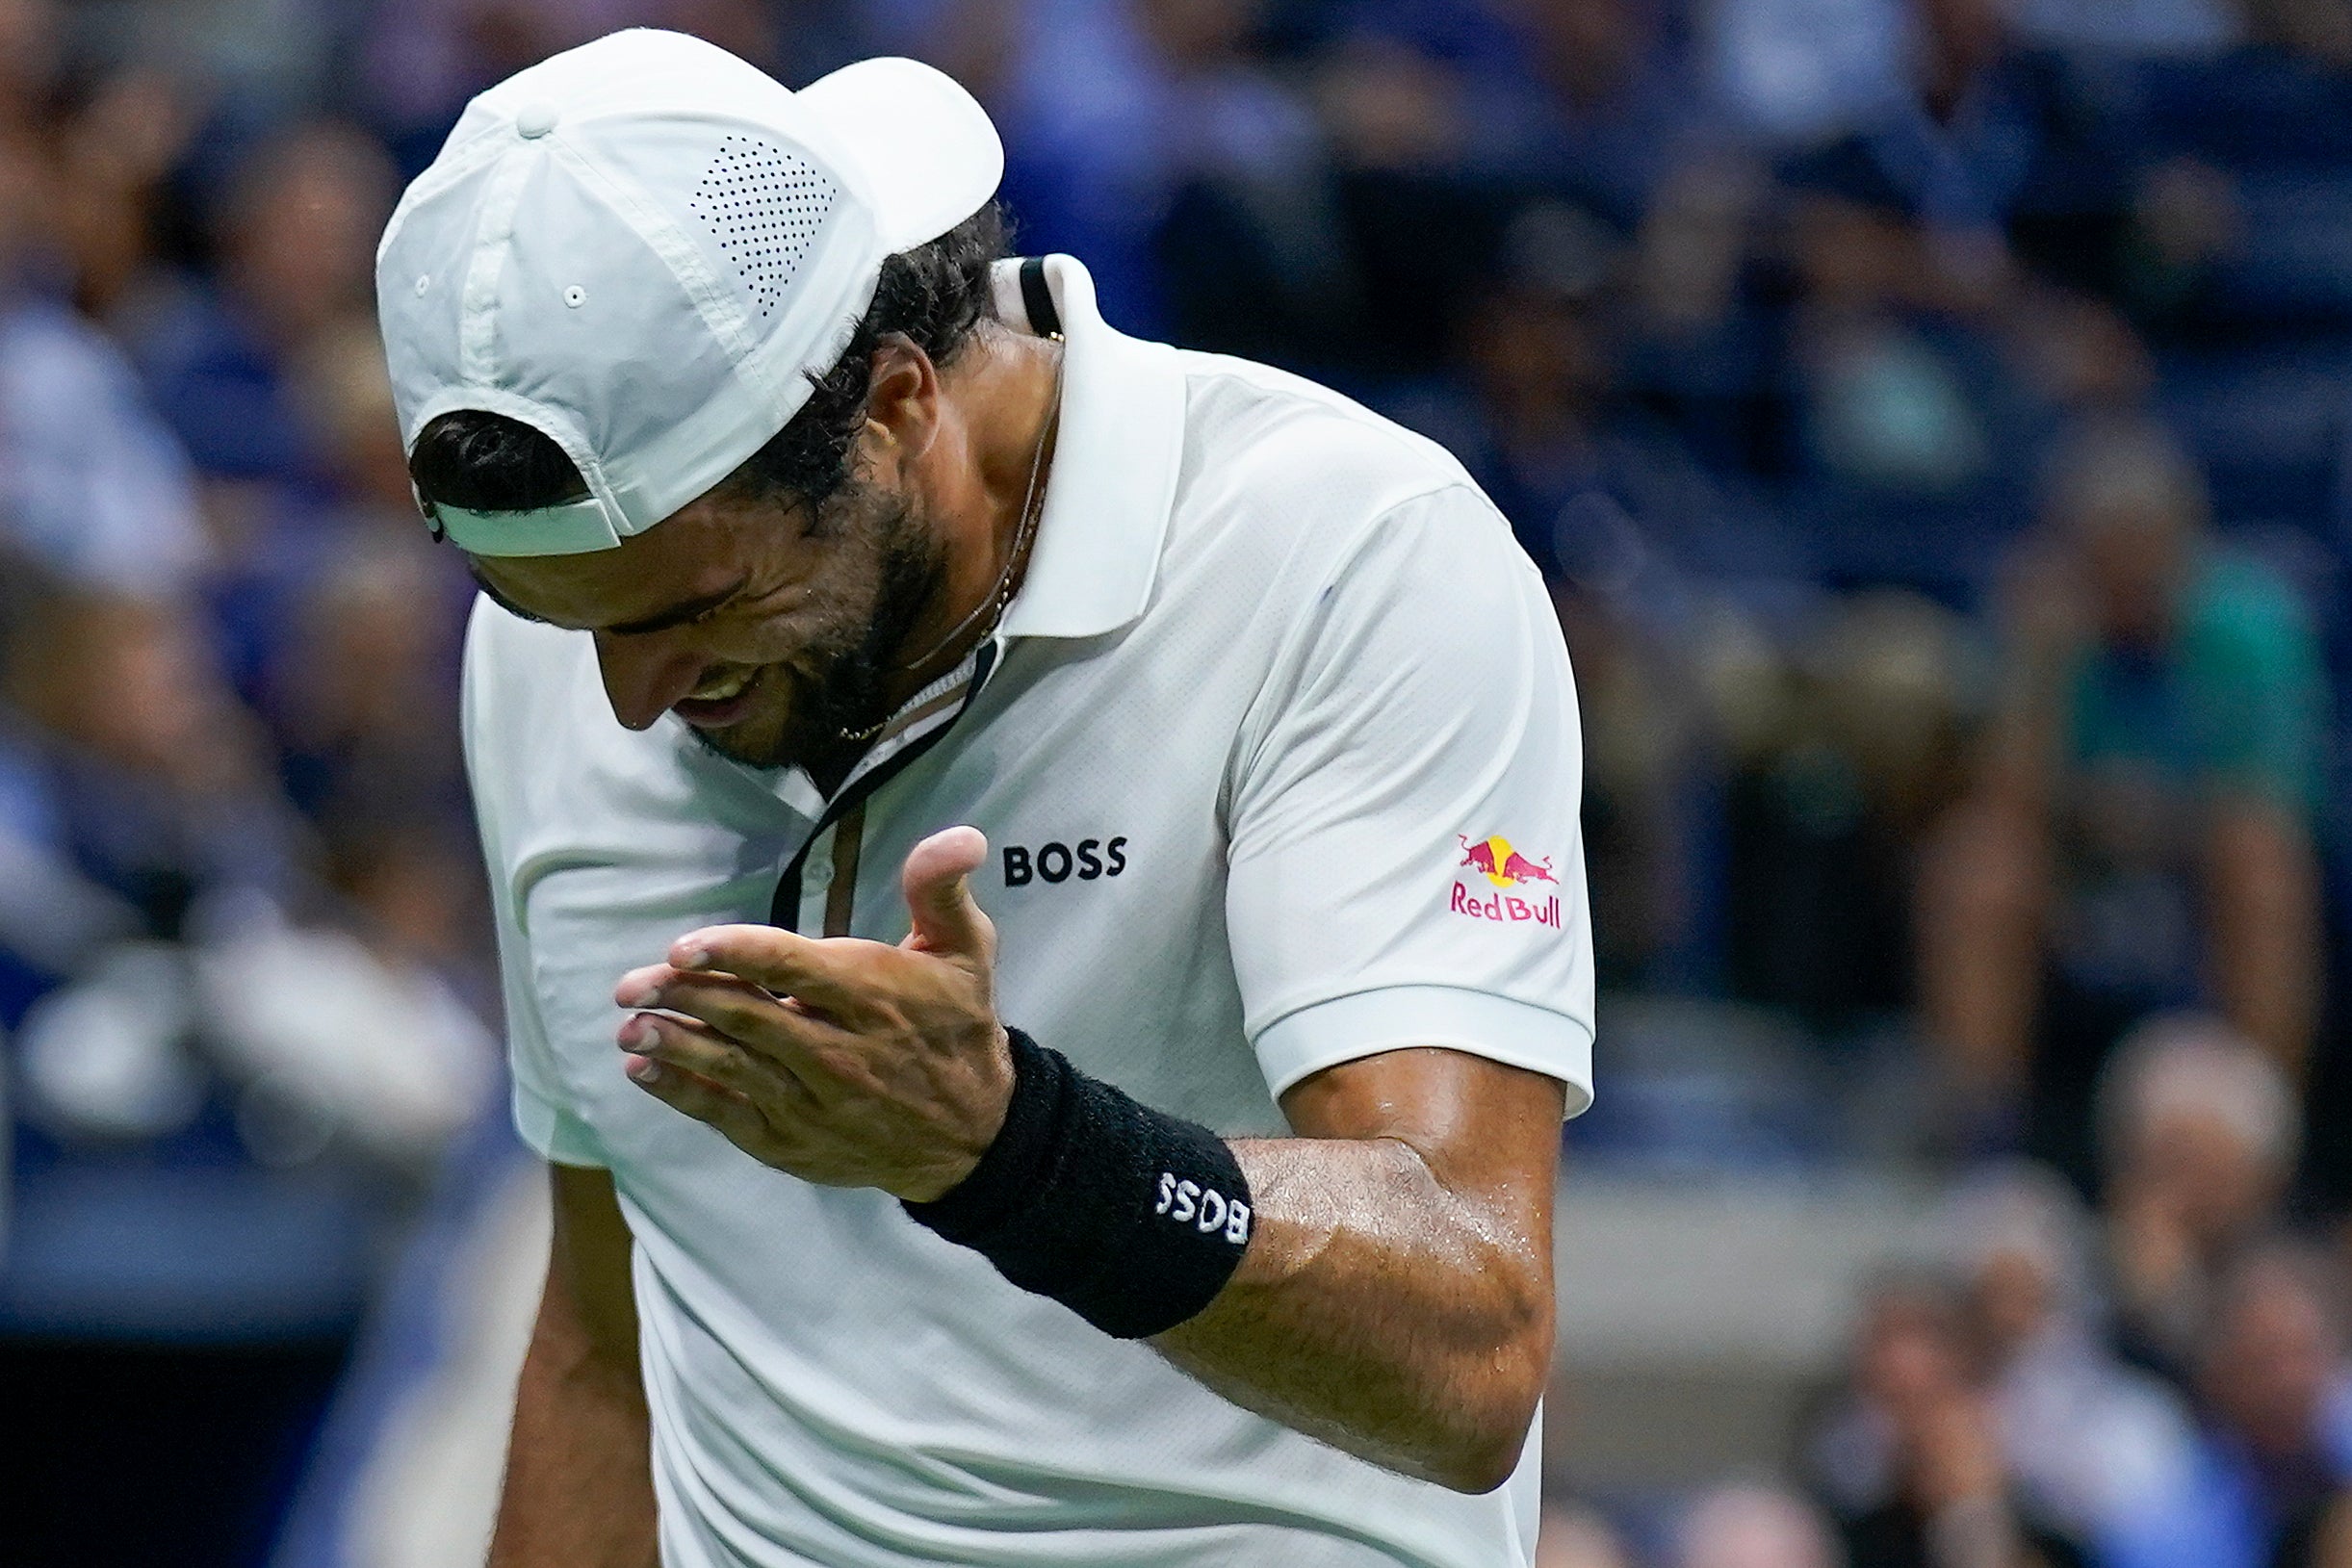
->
[[595, 631, 708, 731]]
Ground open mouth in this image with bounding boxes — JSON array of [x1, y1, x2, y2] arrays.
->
[[672, 666, 763, 729]]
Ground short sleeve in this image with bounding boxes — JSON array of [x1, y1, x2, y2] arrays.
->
[[1224, 485, 1594, 1116], [464, 600, 611, 1169], [2181, 558, 2328, 817]]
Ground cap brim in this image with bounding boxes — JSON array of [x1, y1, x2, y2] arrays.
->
[[795, 57, 1003, 255]]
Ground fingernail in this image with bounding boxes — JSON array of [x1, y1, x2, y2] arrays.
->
[[616, 980, 658, 1008], [625, 1055, 662, 1084], [676, 946, 712, 970], [618, 1015, 656, 1049]]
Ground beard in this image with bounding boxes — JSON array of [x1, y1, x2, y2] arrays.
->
[[689, 483, 946, 773]]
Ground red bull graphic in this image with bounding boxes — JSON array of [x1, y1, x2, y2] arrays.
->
[[1459, 835, 1557, 887], [1451, 834, 1564, 929]]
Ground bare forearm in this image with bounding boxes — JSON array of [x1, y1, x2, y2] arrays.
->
[[1154, 1134, 1553, 1494], [488, 1280, 659, 1566], [1915, 796, 2046, 1100], [2208, 804, 2319, 1080]]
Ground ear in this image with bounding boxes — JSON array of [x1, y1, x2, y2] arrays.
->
[[861, 335, 943, 479]]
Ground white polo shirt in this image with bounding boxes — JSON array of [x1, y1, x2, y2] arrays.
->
[[464, 255, 1594, 1568]]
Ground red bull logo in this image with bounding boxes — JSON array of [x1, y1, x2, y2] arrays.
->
[[1451, 834, 1564, 930], [1459, 835, 1557, 887]]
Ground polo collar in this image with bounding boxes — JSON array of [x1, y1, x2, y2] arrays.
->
[[992, 255, 1185, 643]]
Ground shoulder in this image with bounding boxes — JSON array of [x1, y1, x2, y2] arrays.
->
[[1174, 348, 1475, 508], [1165, 348, 1519, 592]]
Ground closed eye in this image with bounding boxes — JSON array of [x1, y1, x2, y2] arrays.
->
[[602, 573, 754, 637]]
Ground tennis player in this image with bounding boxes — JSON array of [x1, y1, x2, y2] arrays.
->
[[377, 28, 1594, 1568]]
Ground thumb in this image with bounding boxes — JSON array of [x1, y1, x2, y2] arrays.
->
[[901, 825, 994, 964]]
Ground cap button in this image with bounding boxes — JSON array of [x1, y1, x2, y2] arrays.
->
[[515, 102, 558, 139]]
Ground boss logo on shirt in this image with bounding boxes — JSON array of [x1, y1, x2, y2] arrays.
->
[[1449, 832, 1564, 930], [1001, 837, 1127, 886], [1157, 1171, 1252, 1246]]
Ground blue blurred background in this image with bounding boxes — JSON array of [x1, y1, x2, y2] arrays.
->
[[6, 1, 2352, 1565]]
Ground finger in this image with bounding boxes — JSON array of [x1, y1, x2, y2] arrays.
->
[[646, 972, 843, 1058], [619, 1011, 815, 1104], [667, 925, 866, 1013], [615, 964, 681, 1010], [622, 1050, 770, 1149], [899, 825, 994, 963]]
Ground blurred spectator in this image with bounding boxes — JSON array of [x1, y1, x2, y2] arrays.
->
[[0, 577, 487, 1166], [0, 0, 210, 324], [0, 580, 493, 1564], [0, 0, 60, 133], [1399, 203, 1796, 587], [1556, 573, 1709, 990], [1789, 0, 2054, 239], [1752, 0, 2171, 592], [1676, 1484, 1845, 1568], [1941, 1165, 2198, 1540], [1996, 288, 2157, 426], [0, 0, 2348, 1556], [261, 320, 483, 976], [2284, 1486, 2352, 1568], [1419, 207, 1633, 579], [122, 121, 422, 705], [360, 0, 873, 173], [271, 542, 473, 842], [1616, 149, 1779, 478], [125, 116, 396, 491], [2007, 0, 2237, 54], [1538, 1499, 1638, 1568], [1773, 175, 2037, 588], [1, 586, 302, 951], [257, 319, 478, 844], [1915, 419, 2326, 1183], [1724, 591, 1975, 1033], [2096, 1014, 2301, 1386], [2104, 1244, 2352, 1568], [363, 0, 680, 160], [1809, 1273, 2092, 1568], [292, 315, 432, 522], [947, 0, 1330, 343], [49, 66, 206, 321], [1303, 0, 1726, 223], [0, 113, 211, 597], [1706, 0, 1910, 146]]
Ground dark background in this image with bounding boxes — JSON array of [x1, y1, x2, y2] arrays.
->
[[5, 1, 2352, 1565]]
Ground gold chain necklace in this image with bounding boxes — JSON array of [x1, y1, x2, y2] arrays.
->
[[837, 357, 1063, 745]]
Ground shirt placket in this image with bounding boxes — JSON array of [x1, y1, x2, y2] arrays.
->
[[768, 639, 1003, 936]]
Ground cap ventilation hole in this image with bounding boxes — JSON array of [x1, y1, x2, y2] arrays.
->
[[685, 134, 839, 321], [563, 285, 586, 308]]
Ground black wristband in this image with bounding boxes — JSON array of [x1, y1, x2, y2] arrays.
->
[[902, 1029, 1254, 1339]]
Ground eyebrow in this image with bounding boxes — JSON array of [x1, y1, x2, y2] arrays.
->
[[468, 564, 750, 637]]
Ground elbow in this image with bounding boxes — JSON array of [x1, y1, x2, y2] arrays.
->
[[1432, 1431, 1534, 1497], [1427, 1317, 1553, 1495]]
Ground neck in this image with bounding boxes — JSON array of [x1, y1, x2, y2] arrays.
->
[[882, 326, 1063, 707]]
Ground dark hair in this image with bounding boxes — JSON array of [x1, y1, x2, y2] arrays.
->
[[407, 201, 1009, 521]]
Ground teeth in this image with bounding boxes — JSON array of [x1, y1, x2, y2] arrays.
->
[[688, 669, 752, 703]]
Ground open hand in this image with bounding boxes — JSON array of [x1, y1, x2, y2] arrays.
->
[[613, 826, 1014, 1201]]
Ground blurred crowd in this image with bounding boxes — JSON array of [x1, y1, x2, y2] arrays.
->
[[2, 0, 2351, 1565]]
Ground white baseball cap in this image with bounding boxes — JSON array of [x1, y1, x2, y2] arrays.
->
[[375, 29, 1003, 557]]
